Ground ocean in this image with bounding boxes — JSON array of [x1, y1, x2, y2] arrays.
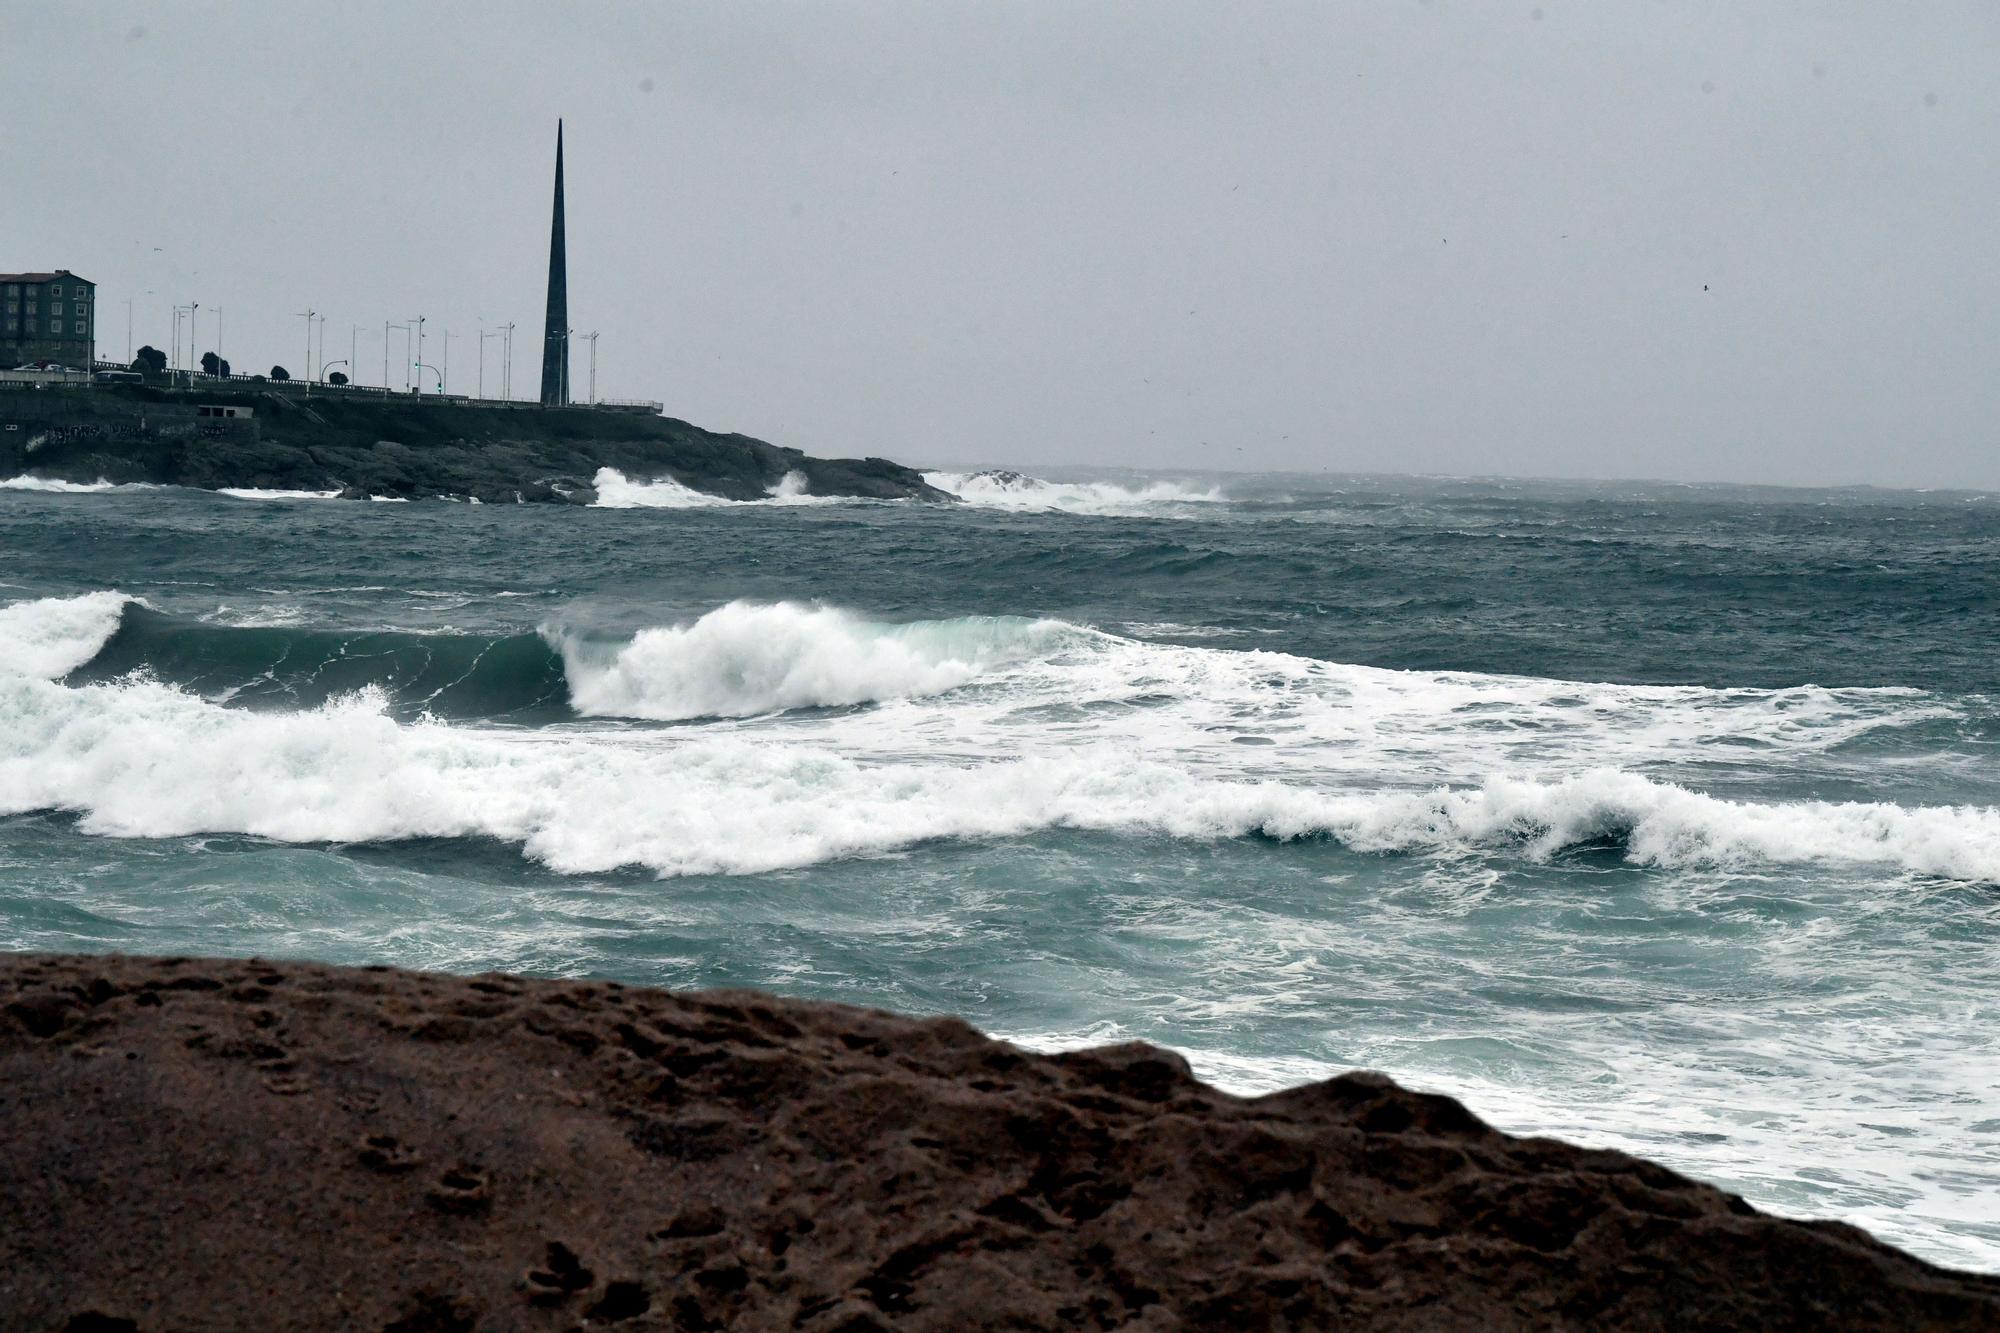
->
[[1, 466, 1995, 1271]]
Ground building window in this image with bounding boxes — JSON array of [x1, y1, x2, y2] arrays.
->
[[51, 303, 63, 316], [4, 318, 15, 334], [51, 285, 62, 297], [4, 284, 17, 296], [25, 319, 36, 334]]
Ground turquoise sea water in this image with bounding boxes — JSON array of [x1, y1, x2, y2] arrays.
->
[[2, 467, 1996, 1269]]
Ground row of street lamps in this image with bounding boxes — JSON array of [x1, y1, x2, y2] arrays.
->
[[547, 327, 601, 405], [147, 303, 605, 403], [296, 311, 601, 402], [167, 302, 222, 386]]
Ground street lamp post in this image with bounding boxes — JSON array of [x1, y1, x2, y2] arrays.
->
[[320, 358, 349, 386], [441, 329, 450, 396], [297, 310, 315, 388], [385, 322, 413, 391], [171, 304, 196, 386], [583, 331, 599, 405], [479, 328, 502, 400], [502, 322, 516, 401], [410, 317, 426, 396]]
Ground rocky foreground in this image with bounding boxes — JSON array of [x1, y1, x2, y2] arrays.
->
[[2, 955, 1994, 1332]]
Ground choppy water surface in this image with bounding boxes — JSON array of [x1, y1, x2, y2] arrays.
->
[[2, 467, 1996, 1270]]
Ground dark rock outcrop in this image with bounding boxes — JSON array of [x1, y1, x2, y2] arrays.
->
[[2, 953, 1995, 1331], [0, 388, 951, 503]]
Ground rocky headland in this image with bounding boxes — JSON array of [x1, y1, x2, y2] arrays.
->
[[4, 953, 1995, 1332], [0, 386, 951, 504]]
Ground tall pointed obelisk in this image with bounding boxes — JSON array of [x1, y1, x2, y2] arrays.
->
[[539, 120, 570, 406]]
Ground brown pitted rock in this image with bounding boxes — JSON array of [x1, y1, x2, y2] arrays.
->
[[0, 953, 1994, 1331]]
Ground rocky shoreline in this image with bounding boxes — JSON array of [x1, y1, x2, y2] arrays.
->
[[3, 953, 1995, 1331], [0, 387, 953, 504]]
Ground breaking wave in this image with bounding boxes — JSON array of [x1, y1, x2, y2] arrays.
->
[[0, 591, 134, 679], [4, 591, 1994, 881], [26, 595, 1066, 722], [591, 468, 844, 509], [1, 668, 1996, 880], [4, 593, 1966, 753], [559, 601, 1076, 720], [590, 468, 730, 508], [59, 599, 568, 721], [926, 469, 1229, 515]]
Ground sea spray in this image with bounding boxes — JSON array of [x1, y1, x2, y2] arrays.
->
[[3, 664, 1997, 880], [557, 601, 1074, 719], [591, 467, 845, 509], [926, 469, 1229, 514], [0, 591, 134, 679]]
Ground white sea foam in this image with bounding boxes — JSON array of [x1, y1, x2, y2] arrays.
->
[[590, 468, 735, 509], [0, 592, 132, 679], [217, 487, 343, 500], [763, 470, 844, 505], [0, 476, 133, 494], [558, 601, 1074, 720], [926, 469, 1229, 515], [201, 602, 310, 628], [591, 467, 845, 509], [2, 663, 1996, 882], [5, 478, 329, 500], [1000, 1026, 2000, 1271], [1, 590, 1989, 879], [682, 610, 1958, 789]]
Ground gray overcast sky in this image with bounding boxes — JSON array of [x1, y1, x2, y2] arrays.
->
[[5, 3, 1994, 487]]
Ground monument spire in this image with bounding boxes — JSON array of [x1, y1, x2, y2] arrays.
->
[[539, 120, 570, 406]]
